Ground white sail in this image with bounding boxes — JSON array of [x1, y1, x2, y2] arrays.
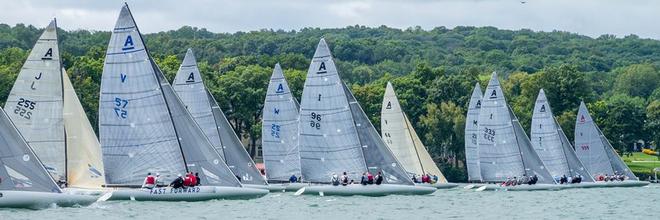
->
[[0, 108, 62, 192], [298, 39, 367, 183], [530, 89, 570, 177], [465, 83, 483, 182], [63, 68, 105, 188], [261, 63, 302, 182], [172, 49, 265, 185], [575, 102, 637, 180], [3, 19, 65, 182], [381, 82, 446, 183], [477, 72, 525, 182], [99, 5, 188, 184], [172, 49, 222, 159]]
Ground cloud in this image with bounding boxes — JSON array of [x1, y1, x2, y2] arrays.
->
[[0, 0, 657, 39]]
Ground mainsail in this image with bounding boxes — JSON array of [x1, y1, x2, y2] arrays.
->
[[4, 19, 65, 181], [172, 49, 265, 185], [530, 89, 570, 177], [63, 68, 106, 188], [261, 63, 302, 182], [465, 83, 483, 182], [575, 102, 637, 180], [478, 72, 554, 184], [380, 82, 446, 183], [0, 108, 62, 192], [345, 83, 413, 185], [530, 90, 594, 181], [100, 4, 240, 187], [298, 39, 367, 183]]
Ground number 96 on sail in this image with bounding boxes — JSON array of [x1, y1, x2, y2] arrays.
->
[[309, 112, 321, 129]]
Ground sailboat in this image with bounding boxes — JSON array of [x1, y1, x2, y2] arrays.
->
[[477, 72, 558, 191], [297, 39, 435, 196], [0, 108, 98, 209], [3, 19, 106, 192], [0, 20, 98, 209], [465, 83, 483, 183], [574, 102, 649, 187], [98, 4, 267, 201], [530, 89, 595, 185], [380, 82, 456, 189], [172, 49, 269, 190], [261, 63, 306, 191]]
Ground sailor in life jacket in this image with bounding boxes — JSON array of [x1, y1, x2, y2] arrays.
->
[[142, 172, 156, 189]]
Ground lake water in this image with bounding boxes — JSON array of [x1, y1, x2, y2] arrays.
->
[[1, 184, 658, 220]]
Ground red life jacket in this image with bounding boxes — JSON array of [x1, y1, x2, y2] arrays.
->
[[367, 173, 374, 181], [190, 174, 198, 186], [183, 175, 192, 186], [145, 176, 155, 185]]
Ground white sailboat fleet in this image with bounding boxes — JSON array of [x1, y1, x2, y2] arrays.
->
[[0, 2, 652, 208], [464, 73, 649, 191]]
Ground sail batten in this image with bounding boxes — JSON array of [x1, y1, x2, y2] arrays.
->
[[530, 89, 571, 177], [261, 64, 302, 182]]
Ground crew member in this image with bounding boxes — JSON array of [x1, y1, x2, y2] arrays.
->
[[142, 172, 156, 189]]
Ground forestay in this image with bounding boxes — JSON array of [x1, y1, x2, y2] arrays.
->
[[298, 39, 367, 183], [172, 49, 223, 159], [158, 63, 241, 187], [99, 5, 188, 184], [509, 106, 555, 184], [575, 102, 637, 180], [465, 83, 483, 182], [477, 72, 524, 182], [530, 89, 570, 177], [381, 82, 446, 183], [261, 63, 302, 182], [171, 49, 261, 186], [63, 69, 106, 188], [206, 89, 266, 185], [4, 20, 65, 182], [344, 82, 412, 185], [574, 102, 615, 177], [0, 108, 61, 193]]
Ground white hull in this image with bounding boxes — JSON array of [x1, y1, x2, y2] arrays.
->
[[560, 180, 650, 189], [107, 186, 268, 201], [417, 182, 459, 189], [481, 184, 563, 191], [301, 184, 436, 196], [267, 183, 308, 192], [0, 191, 98, 209]]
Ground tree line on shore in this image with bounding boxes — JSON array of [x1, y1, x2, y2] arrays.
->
[[0, 23, 658, 181]]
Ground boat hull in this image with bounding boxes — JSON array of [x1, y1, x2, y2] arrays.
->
[[301, 184, 436, 196], [560, 180, 650, 189], [0, 191, 98, 209], [107, 186, 268, 201], [417, 183, 459, 189], [481, 184, 563, 191], [267, 183, 308, 192]]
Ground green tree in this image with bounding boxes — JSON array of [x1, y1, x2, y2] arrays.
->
[[614, 64, 660, 98]]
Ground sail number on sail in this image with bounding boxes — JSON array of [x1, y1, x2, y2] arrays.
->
[[114, 97, 129, 119], [483, 127, 495, 142], [14, 98, 36, 119], [310, 112, 321, 129], [271, 124, 281, 138]]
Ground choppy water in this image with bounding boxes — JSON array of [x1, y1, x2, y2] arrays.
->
[[1, 184, 658, 220]]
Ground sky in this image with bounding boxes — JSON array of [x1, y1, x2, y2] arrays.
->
[[0, 0, 658, 39]]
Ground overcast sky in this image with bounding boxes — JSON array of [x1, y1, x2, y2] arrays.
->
[[0, 0, 658, 39]]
